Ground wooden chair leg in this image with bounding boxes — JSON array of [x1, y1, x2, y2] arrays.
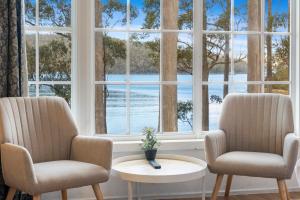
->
[[277, 179, 288, 200], [61, 189, 67, 200], [33, 194, 41, 200], [225, 175, 233, 198], [284, 181, 291, 200], [5, 188, 16, 200], [211, 174, 224, 200], [92, 184, 104, 200]]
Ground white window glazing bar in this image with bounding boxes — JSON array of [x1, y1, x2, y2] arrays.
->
[[126, 0, 131, 135], [192, 0, 203, 134], [34, 0, 40, 96], [230, 0, 235, 90], [71, 0, 77, 110], [159, 0, 164, 134], [260, 0, 265, 92], [90, 0, 96, 134], [25, 26, 72, 32]]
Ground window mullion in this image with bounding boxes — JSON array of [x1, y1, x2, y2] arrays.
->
[[230, 0, 234, 90], [159, 0, 164, 134], [260, 0, 265, 92], [126, 0, 131, 135], [192, 0, 203, 134]]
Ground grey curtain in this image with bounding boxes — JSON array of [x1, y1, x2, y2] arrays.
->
[[0, 0, 28, 97], [0, 0, 29, 199]]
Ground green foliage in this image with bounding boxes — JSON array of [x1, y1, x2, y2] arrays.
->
[[104, 34, 126, 73], [141, 127, 159, 150], [143, 0, 160, 29], [177, 101, 193, 128]]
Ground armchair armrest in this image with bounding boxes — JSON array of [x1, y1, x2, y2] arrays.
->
[[70, 136, 113, 171], [205, 130, 227, 165], [283, 133, 299, 176], [1, 143, 37, 192]]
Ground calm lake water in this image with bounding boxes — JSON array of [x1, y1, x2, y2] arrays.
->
[[33, 74, 248, 134], [105, 74, 248, 134]]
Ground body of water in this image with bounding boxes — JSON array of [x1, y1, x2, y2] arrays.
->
[[32, 74, 248, 134], [105, 74, 248, 134]]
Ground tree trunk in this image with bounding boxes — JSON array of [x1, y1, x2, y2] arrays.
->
[[162, 0, 178, 132], [224, 0, 231, 98], [95, 0, 107, 134], [247, 0, 261, 93], [202, 0, 209, 130], [265, 0, 272, 92]]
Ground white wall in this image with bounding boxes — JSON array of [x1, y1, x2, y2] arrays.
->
[[53, 0, 300, 199], [41, 146, 300, 200]]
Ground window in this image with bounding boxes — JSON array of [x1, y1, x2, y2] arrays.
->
[[93, 0, 293, 135], [25, 0, 73, 105], [24, 0, 294, 136], [94, 0, 193, 135]]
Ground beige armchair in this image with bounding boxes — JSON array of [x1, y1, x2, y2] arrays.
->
[[205, 93, 299, 200], [0, 97, 113, 200]]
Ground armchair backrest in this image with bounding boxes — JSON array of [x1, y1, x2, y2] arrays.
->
[[0, 97, 78, 163], [219, 93, 294, 155]]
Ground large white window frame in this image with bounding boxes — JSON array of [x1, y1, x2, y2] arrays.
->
[[90, 0, 296, 138], [25, 0, 299, 140], [24, 0, 74, 107]]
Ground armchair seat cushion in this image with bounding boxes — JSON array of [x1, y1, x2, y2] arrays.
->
[[33, 160, 109, 194], [209, 151, 290, 179]]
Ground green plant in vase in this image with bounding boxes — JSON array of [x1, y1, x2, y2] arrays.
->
[[141, 127, 159, 161]]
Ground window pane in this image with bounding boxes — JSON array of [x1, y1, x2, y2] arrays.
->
[[204, 0, 231, 31], [265, 0, 289, 32], [203, 34, 231, 82], [25, 0, 36, 26], [178, 84, 193, 132], [264, 84, 289, 94], [26, 33, 36, 81], [29, 84, 36, 97], [39, 0, 71, 27], [131, 0, 160, 29], [203, 84, 234, 131], [232, 34, 261, 82], [39, 32, 71, 81], [130, 33, 160, 81], [39, 84, 71, 105], [234, 0, 261, 31], [178, 33, 193, 81], [95, 85, 127, 134], [95, 32, 126, 82], [95, 0, 127, 28], [130, 85, 159, 134], [160, 0, 192, 30], [162, 33, 193, 82], [230, 83, 262, 93], [264, 35, 289, 81], [178, 0, 193, 30]]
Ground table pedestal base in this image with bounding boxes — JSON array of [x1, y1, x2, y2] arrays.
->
[[127, 177, 206, 200]]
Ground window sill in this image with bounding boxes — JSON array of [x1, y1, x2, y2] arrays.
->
[[91, 132, 207, 152], [112, 139, 205, 153]]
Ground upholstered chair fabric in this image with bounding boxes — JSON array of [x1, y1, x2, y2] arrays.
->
[[205, 93, 299, 179], [219, 93, 294, 155], [0, 97, 78, 163], [0, 97, 113, 195]]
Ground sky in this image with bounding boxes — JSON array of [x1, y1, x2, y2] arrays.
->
[[26, 0, 290, 59]]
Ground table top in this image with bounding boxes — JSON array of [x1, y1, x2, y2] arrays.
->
[[112, 154, 207, 183]]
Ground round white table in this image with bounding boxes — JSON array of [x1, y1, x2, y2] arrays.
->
[[112, 154, 207, 200]]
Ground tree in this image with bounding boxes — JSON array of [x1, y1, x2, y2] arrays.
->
[[247, 0, 261, 93], [95, 0, 107, 134], [162, 0, 179, 132], [265, 0, 273, 92]]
